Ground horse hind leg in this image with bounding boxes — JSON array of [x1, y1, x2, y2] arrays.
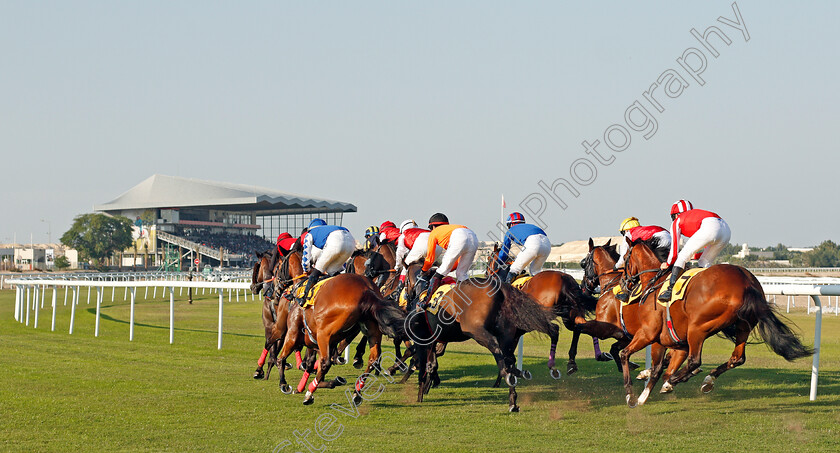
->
[[637, 344, 668, 405], [702, 324, 749, 394]]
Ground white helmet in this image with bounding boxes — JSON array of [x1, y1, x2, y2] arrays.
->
[[399, 219, 417, 233]]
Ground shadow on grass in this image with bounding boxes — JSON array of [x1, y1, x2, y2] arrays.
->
[[86, 304, 262, 339]]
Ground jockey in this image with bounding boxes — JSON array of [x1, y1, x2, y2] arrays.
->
[[363, 225, 380, 251], [496, 212, 551, 283], [276, 232, 297, 257], [394, 219, 429, 281], [298, 218, 356, 305], [658, 200, 731, 301], [419, 213, 479, 307], [614, 217, 672, 269], [379, 221, 401, 245]]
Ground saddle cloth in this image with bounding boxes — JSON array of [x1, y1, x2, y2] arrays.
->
[[419, 284, 454, 315], [292, 277, 331, 308], [511, 275, 532, 289]]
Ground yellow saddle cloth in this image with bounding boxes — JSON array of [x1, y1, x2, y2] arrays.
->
[[418, 284, 454, 315], [657, 267, 705, 306], [398, 288, 410, 308], [293, 277, 331, 308], [511, 275, 532, 289], [613, 268, 706, 307]]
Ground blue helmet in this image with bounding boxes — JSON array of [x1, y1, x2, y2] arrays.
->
[[308, 218, 327, 229]]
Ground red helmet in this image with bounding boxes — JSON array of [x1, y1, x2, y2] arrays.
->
[[276, 232, 292, 243], [506, 212, 525, 227], [380, 221, 396, 230], [670, 199, 693, 216]]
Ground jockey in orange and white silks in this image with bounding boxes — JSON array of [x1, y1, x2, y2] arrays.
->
[[658, 200, 731, 301], [496, 212, 551, 283], [418, 213, 479, 306], [614, 217, 672, 269], [298, 218, 356, 305]]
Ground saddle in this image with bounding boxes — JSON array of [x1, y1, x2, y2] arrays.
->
[[418, 284, 455, 316], [613, 267, 706, 307], [287, 276, 331, 308]]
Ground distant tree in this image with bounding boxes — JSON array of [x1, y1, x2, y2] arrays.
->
[[54, 255, 70, 270], [141, 209, 156, 226], [799, 240, 840, 267], [716, 242, 743, 263], [60, 214, 133, 268], [770, 243, 790, 260]]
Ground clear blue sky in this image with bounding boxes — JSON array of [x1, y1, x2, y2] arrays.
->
[[1, 1, 837, 247]]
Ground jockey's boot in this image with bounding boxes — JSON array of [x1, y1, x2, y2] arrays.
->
[[420, 273, 442, 309], [298, 269, 322, 306], [658, 266, 684, 301], [615, 290, 630, 302], [504, 270, 515, 284]]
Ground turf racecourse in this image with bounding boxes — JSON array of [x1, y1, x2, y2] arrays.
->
[[1, 288, 839, 452]]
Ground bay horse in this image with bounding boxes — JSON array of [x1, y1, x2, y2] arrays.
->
[[486, 244, 598, 375], [616, 239, 813, 407], [406, 275, 560, 412], [268, 273, 407, 405], [249, 248, 307, 380]]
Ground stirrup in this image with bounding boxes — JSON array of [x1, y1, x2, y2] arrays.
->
[[658, 290, 672, 301], [616, 291, 629, 302]]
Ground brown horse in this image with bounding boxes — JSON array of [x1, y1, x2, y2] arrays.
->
[[406, 275, 560, 412], [268, 273, 407, 405], [616, 239, 813, 407], [486, 244, 599, 375], [250, 249, 307, 380]]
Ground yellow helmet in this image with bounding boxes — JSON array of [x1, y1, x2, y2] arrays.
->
[[619, 217, 641, 233]]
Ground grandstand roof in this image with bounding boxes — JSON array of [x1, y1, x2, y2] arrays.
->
[[94, 174, 357, 214]]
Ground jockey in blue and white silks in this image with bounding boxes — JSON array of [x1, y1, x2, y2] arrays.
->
[[497, 212, 551, 283], [298, 219, 355, 305]]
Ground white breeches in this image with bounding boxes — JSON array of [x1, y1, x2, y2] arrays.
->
[[509, 234, 551, 276], [675, 218, 731, 268], [437, 228, 479, 282], [311, 230, 356, 275]]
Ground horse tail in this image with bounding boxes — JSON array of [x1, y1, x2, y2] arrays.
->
[[500, 285, 557, 337], [738, 285, 813, 361], [359, 290, 407, 340], [557, 274, 597, 318]]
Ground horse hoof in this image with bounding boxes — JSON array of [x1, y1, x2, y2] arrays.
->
[[333, 376, 347, 386], [336, 356, 347, 365], [628, 361, 640, 370], [303, 396, 314, 406], [521, 370, 532, 381], [549, 368, 562, 380], [280, 384, 292, 394], [701, 375, 715, 394], [509, 405, 520, 413], [353, 358, 364, 369], [284, 362, 292, 370], [566, 363, 578, 375], [626, 394, 638, 408], [382, 368, 392, 377], [691, 368, 703, 377], [353, 393, 363, 406], [596, 353, 613, 362], [506, 374, 518, 387], [636, 369, 651, 381], [253, 369, 264, 380], [660, 382, 674, 394]]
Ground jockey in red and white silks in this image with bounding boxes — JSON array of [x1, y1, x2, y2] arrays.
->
[[658, 200, 730, 301], [614, 217, 672, 269]]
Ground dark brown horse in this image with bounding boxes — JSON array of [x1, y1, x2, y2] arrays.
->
[[405, 275, 559, 412], [486, 244, 598, 375], [615, 239, 812, 407], [249, 249, 307, 380], [268, 273, 407, 405]]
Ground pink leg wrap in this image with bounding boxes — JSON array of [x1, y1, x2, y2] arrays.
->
[[257, 348, 268, 367], [355, 376, 366, 392], [297, 371, 310, 393], [314, 359, 320, 371], [295, 351, 302, 369], [548, 343, 557, 369], [308, 377, 319, 393]]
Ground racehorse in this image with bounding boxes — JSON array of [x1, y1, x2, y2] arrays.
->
[[250, 248, 306, 380], [267, 273, 407, 406], [486, 244, 599, 375], [406, 275, 560, 412], [615, 239, 813, 407]]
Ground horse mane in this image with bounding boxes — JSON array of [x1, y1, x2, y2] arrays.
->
[[639, 238, 669, 262], [603, 244, 620, 261], [350, 249, 367, 258]]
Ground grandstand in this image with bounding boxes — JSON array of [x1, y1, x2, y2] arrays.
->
[[94, 174, 356, 269]]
